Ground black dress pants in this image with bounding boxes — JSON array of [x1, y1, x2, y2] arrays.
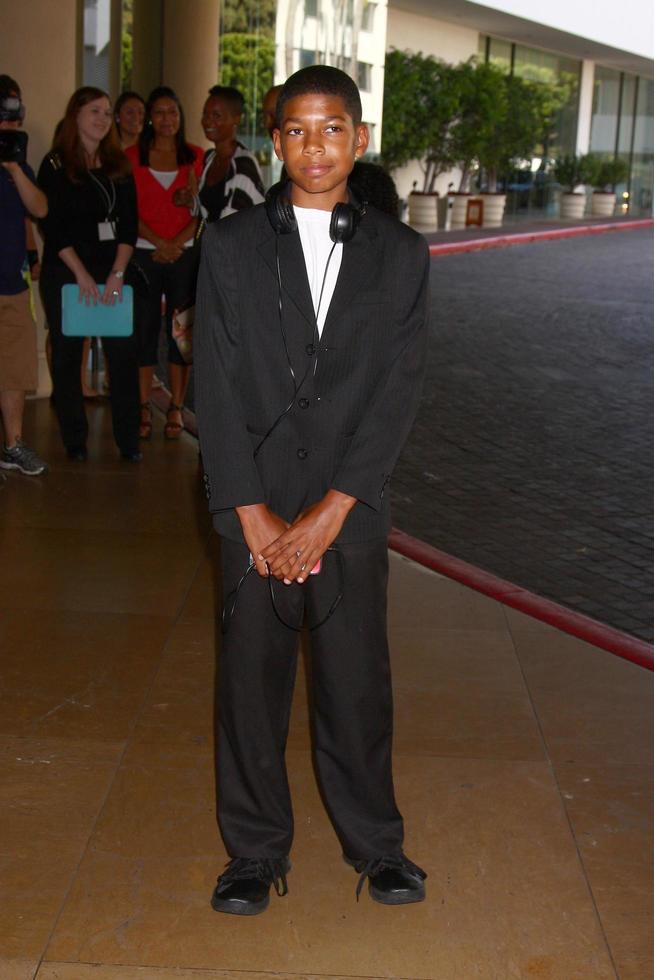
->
[[41, 273, 140, 453], [217, 536, 404, 860], [133, 247, 199, 368]]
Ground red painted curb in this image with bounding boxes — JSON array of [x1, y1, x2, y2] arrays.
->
[[153, 394, 654, 673], [428, 218, 654, 256], [389, 528, 654, 673]]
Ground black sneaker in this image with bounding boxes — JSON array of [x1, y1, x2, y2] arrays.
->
[[0, 440, 48, 475], [211, 857, 290, 916], [346, 853, 427, 905]]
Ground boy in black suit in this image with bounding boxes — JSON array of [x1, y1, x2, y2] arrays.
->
[[195, 66, 429, 915]]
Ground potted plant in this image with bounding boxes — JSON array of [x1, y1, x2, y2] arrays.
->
[[476, 74, 551, 228], [447, 60, 506, 229], [591, 156, 629, 217], [553, 154, 587, 219], [382, 50, 459, 231]]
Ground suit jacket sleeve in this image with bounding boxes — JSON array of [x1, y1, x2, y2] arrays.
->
[[194, 221, 266, 512], [330, 232, 430, 512]]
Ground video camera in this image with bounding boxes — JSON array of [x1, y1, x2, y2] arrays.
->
[[0, 93, 27, 163]]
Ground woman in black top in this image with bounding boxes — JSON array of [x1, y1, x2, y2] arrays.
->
[[38, 86, 140, 460]]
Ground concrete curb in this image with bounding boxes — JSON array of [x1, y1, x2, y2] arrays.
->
[[389, 528, 654, 673], [428, 218, 654, 257]]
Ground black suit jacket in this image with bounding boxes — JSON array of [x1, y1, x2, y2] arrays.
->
[[194, 202, 430, 543]]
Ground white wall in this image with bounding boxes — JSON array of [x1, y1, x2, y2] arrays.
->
[[386, 8, 478, 62], [474, 0, 654, 63]]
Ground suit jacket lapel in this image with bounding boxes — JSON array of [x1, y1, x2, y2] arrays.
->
[[321, 219, 381, 343], [257, 226, 316, 328]]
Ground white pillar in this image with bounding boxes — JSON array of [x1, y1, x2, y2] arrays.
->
[[576, 59, 595, 155]]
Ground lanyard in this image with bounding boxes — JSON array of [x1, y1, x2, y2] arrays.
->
[[88, 170, 116, 221]]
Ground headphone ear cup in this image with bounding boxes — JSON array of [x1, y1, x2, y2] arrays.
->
[[330, 202, 360, 244], [265, 182, 297, 235]]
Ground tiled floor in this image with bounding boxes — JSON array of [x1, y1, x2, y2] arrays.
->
[[2, 399, 654, 979]]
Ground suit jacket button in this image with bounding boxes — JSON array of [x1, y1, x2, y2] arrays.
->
[[297, 448, 308, 459], [298, 398, 309, 409], [305, 343, 316, 355]]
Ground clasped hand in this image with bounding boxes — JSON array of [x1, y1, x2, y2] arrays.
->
[[76, 269, 123, 306], [238, 491, 356, 585]]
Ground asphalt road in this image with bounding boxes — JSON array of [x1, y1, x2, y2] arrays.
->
[[391, 227, 654, 642]]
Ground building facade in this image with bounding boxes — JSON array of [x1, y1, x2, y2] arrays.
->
[[386, 0, 654, 216]]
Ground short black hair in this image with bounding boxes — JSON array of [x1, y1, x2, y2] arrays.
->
[[276, 65, 362, 128], [0, 74, 21, 100], [349, 162, 399, 218], [114, 90, 145, 117], [207, 85, 244, 116]]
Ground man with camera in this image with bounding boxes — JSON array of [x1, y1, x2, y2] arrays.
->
[[0, 74, 48, 476]]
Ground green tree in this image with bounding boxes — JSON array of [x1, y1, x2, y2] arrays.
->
[[381, 50, 459, 192], [449, 60, 508, 191], [220, 0, 276, 36], [121, 0, 133, 91], [218, 33, 275, 138], [477, 74, 553, 190]]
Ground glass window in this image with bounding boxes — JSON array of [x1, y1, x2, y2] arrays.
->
[[83, 0, 112, 90], [300, 48, 315, 68], [488, 37, 511, 74], [631, 77, 654, 215], [218, 0, 275, 157], [358, 62, 372, 93], [362, 1, 376, 32], [618, 74, 637, 156], [513, 44, 580, 159], [305, 0, 317, 17], [590, 65, 621, 159]]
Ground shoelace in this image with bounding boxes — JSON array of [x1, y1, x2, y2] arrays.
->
[[215, 857, 289, 897], [354, 854, 427, 900]]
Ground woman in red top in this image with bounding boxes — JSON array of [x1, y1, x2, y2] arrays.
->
[[126, 86, 203, 439]]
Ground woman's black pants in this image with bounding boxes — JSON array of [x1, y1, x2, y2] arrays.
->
[[133, 247, 198, 368], [216, 536, 405, 861]]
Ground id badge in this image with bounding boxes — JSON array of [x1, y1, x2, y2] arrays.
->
[[98, 221, 115, 241]]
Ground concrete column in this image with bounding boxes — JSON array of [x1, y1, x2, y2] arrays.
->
[[161, 0, 220, 145], [0, 0, 79, 398], [132, 0, 164, 100], [576, 59, 595, 155]]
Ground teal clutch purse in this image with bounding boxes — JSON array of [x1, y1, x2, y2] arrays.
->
[[61, 284, 133, 337]]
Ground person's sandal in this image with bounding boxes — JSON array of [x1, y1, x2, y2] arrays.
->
[[139, 402, 152, 440], [164, 403, 184, 440]]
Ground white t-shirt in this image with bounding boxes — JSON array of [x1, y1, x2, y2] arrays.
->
[[293, 205, 343, 337]]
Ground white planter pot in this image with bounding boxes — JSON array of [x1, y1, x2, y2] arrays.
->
[[591, 192, 616, 218], [408, 193, 439, 232], [450, 193, 471, 230], [480, 193, 506, 229], [560, 193, 586, 220]]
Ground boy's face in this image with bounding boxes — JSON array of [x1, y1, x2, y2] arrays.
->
[[273, 92, 368, 209]]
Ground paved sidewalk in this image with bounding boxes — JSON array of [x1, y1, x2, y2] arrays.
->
[[3, 398, 654, 979], [392, 226, 654, 643]]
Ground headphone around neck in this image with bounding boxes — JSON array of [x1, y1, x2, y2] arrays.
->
[[265, 180, 366, 244]]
